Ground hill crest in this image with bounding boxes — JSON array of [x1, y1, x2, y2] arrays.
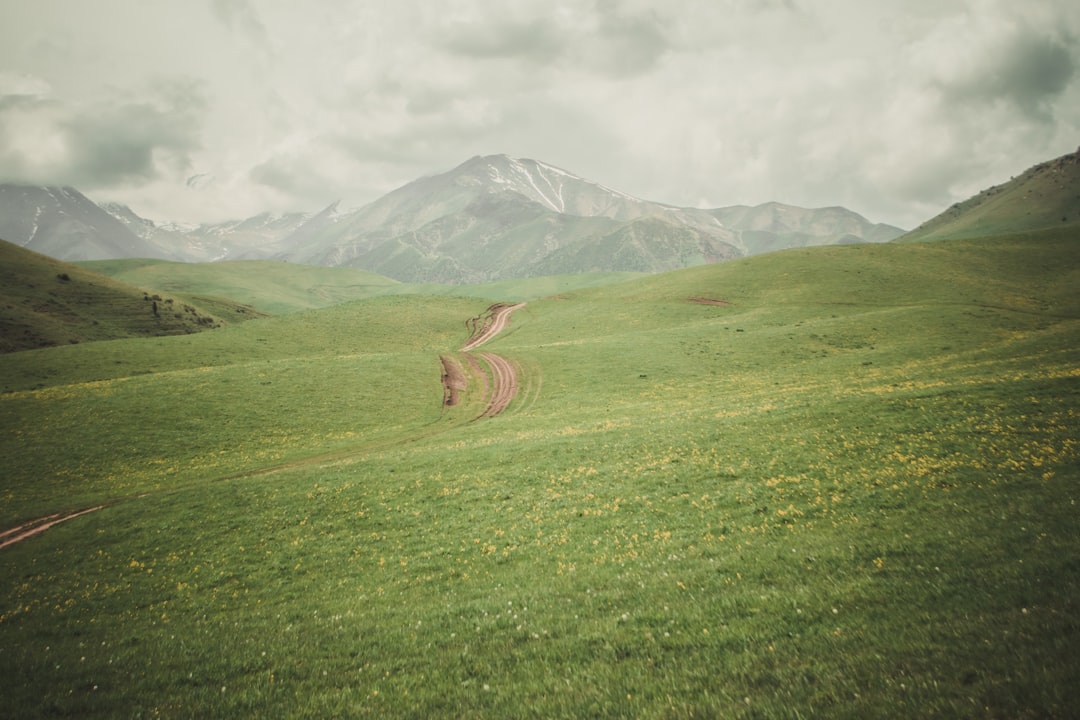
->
[[901, 147, 1080, 242], [0, 239, 265, 353]]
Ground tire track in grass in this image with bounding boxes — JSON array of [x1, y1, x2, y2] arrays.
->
[[462, 302, 526, 351], [449, 302, 528, 419], [4, 303, 533, 548], [0, 506, 104, 550], [475, 351, 520, 418]]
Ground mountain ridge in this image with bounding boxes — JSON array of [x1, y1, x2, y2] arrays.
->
[[268, 154, 903, 282], [2, 154, 905, 282]]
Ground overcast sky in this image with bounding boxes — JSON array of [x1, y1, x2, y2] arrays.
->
[[1, 0, 1078, 229]]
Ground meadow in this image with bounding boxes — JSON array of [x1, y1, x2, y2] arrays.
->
[[1, 229, 1078, 717]]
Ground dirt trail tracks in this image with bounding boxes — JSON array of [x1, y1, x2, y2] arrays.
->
[[444, 302, 527, 419], [462, 302, 526, 351], [0, 506, 103, 550], [3, 302, 531, 549]]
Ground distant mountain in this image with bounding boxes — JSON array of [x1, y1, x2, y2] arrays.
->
[[100, 202, 312, 262], [273, 154, 903, 283], [0, 239, 265, 354], [0, 185, 165, 261], [4, 155, 905, 283], [901, 147, 1080, 242]]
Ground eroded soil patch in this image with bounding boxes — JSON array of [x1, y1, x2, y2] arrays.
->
[[440, 354, 468, 407]]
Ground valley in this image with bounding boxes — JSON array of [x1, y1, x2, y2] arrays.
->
[[0, 151, 1078, 718]]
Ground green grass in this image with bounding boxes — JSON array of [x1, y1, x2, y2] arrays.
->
[[901, 150, 1080, 242], [78, 257, 645, 314], [0, 240, 265, 353], [76, 259, 404, 315], [2, 230, 1079, 717]]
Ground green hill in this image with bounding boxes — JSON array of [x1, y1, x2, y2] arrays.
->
[[901, 147, 1080, 242], [1, 229, 1077, 717], [0, 239, 267, 353], [79, 257, 645, 312], [77, 258, 403, 315]]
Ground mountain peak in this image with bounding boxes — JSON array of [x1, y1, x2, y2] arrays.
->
[[440, 154, 640, 216]]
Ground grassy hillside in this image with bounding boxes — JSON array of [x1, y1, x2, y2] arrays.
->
[[77, 259, 404, 315], [79, 257, 645, 312], [901, 147, 1080, 242], [1, 229, 1078, 717], [0, 240, 267, 353]]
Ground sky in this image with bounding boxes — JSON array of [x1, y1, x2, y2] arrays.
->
[[1, 0, 1078, 230]]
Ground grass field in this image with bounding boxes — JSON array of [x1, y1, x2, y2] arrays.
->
[[77, 257, 645, 314], [2, 229, 1078, 717]]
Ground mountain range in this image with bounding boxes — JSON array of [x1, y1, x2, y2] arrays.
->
[[0, 155, 904, 284]]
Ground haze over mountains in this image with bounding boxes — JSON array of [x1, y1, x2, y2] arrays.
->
[[0, 155, 904, 284]]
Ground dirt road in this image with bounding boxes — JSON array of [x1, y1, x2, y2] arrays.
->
[[446, 302, 527, 419], [462, 302, 527, 351], [0, 506, 103, 550], [475, 351, 519, 418]]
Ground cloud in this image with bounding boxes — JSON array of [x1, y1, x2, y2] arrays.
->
[[584, 0, 671, 77], [926, 21, 1076, 122], [3, 0, 1079, 229], [438, 0, 671, 78], [441, 16, 565, 63], [210, 0, 270, 50], [0, 80, 206, 189]]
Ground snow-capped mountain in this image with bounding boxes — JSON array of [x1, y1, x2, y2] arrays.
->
[[1, 155, 905, 283], [100, 202, 314, 262], [0, 185, 166, 261], [274, 154, 902, 282]]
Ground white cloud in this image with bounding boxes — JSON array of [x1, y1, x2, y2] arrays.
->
[[0, 0, 1078, 227]]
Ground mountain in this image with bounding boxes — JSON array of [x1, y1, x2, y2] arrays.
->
[[901, 147, 1080, 242], [100, 202, 313, 262], [0, 185, 167, 261], [273, 154, 903, 283], [5, 155, 904, 282], [0, 239, 266, 353], [712, 202, 905, 252]]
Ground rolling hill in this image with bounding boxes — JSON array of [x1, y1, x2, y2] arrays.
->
[[901, 146, 1080, 242], [0, 147, 1077, 717], [1, 224, 1076, 717], [75, 258, 405, 316], [0, 239, 266, 353], [77, 257, 647, 314]]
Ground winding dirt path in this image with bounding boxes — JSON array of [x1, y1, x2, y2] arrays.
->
[[446, 302, 527, 419], [462, 302, 527, 351], [4, 302, 532, 549]]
